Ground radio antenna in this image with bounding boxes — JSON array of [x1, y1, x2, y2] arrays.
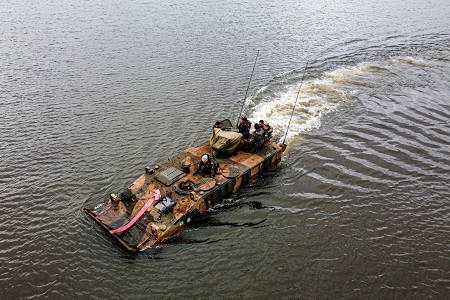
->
[[236, 50, 259, 126], [282, 61, 309, 145]]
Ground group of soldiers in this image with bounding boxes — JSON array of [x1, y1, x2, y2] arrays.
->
[[194, 116, 274, 178], [238, 116, 273, 151]]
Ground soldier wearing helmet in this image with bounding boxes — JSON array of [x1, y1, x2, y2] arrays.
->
[[193, 154, 218, 177], [238, 116, 252, 138]]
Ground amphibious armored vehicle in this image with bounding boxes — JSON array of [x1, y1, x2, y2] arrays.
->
[[84, 119, 285, 251]]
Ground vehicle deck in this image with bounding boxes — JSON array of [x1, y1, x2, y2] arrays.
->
[[84, 140, 283, 251]]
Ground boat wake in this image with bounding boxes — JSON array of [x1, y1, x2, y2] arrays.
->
[[243, 56, 431, 149]]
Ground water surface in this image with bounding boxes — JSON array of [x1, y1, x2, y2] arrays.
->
[[1, 0, 449, 299]]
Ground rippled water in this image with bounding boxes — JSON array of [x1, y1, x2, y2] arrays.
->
[[1, 0, 449, 299]]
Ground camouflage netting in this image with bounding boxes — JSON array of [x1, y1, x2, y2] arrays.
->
[[209, 128, 242, 156]]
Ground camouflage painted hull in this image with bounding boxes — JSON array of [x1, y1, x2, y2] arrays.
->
[[84, 140, 284, 252]]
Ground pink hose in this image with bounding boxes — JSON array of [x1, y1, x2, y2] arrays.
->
[[109, 189, 161, 235]]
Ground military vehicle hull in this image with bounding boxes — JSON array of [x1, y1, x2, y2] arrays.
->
[[84, 140, 284, 252]]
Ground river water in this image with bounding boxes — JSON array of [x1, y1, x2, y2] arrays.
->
[[1, 0, 449, 299]]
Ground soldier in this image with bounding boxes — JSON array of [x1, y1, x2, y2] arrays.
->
[[193, 154, 219, 177], [238, 116, 252, 138], [263, 122, 273, 137], [252, 123, 267, 142], [241, 123, 266, 151], [213, 121, 221, 129], [180, 179, 195, 191]]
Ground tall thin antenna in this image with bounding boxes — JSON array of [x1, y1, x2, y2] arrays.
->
[[282, 61, 309, 144], [236, 50, 260, 126]]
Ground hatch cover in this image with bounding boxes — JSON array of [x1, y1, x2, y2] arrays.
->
[[154, 167, 186, 186], [222, 167, 239, 179]]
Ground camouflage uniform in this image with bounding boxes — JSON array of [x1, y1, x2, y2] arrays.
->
[[194, 154, 219, 177], [238, 119, 252, 138], [242, 126, 267, 151], [252, 127, 267, 142], [264, 125, 273, 137]]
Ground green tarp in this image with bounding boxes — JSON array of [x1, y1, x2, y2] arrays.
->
[[209, 128, 242, 155]]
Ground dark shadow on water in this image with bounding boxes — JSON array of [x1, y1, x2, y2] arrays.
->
[[210, 200, 267, 212], [195, 217, 267, 228], [168, 235, 228, 246]]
